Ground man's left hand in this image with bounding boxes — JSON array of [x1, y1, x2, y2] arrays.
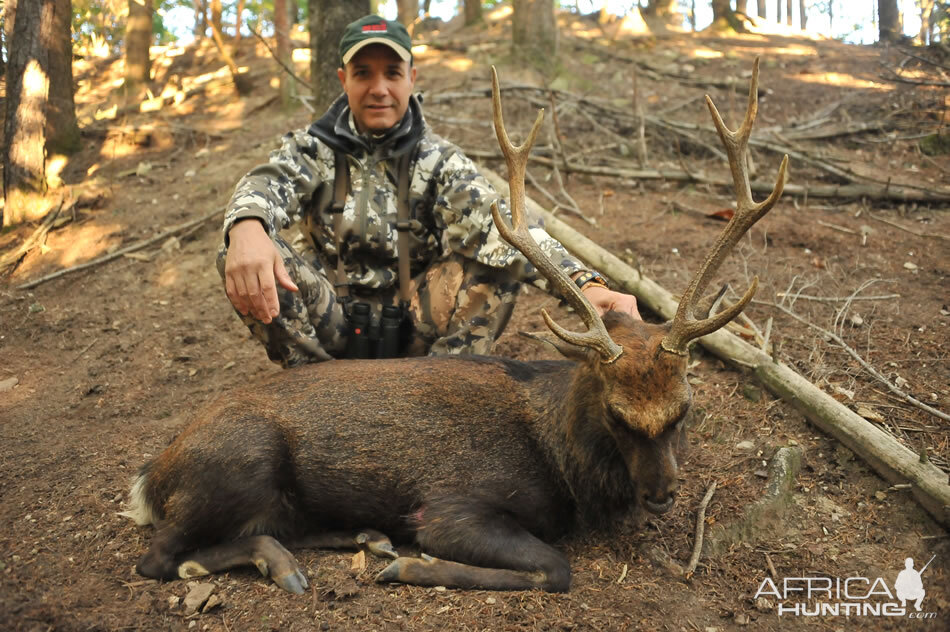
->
[[581, 285, 641, 320]]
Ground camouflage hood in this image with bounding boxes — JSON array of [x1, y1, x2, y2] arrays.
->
[[308, 93, 425, 160]]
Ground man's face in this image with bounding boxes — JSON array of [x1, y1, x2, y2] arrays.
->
[[338, 44, 417, 135]]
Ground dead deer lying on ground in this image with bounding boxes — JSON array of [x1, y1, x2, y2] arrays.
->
[[122, 60, 786, 593]]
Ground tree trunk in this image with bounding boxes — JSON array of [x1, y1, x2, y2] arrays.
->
[[644, 0, 677, 17], [464, 0, 482, 25], [827, 0, 833, 30], [308, 0, 369, 115], [919, 0, 935, 44], [235, 0, 246, 41], [512, 0, 557, 73], [736, 0, 748, 15], [711, 0, 740, 28], [879, 0, 900, 41], [775, 0, 782, 22], [46, 0, 79, 155], [799, 0, 807, 29], [274, 0, 295, 107], [194, 0, 207, 40], [397, 0, 419, 27], [210, 0, 223, 37], [689, 0, 696, 29], [125, 0, 153, 92], [3, 0, 53, 226], [2, 0, 18, 79], [756, 0, 766, 19], [786, 0, 793, 25]]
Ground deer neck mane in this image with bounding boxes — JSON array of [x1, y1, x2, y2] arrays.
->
[[530, 363, 637, 526]]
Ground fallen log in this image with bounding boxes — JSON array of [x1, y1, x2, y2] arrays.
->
[[482, 166, 950, 529]]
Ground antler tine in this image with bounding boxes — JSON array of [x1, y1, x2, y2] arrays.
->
[[661, 57, 789, 355], [489, 67, 623, 363]]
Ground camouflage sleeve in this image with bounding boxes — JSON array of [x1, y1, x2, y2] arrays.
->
[[430, 149, 587, 295], [222, 128, 331, 245]]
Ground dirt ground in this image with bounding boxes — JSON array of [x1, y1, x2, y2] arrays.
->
[[1, 12, 949, 632]]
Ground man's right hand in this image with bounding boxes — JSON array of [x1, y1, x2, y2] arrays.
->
[[224, 219, 299, 324]]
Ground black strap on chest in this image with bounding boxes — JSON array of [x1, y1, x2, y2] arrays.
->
[[330, 150, 413, 307]]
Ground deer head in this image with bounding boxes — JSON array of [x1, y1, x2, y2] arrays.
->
[[489, 58, 786, 514]]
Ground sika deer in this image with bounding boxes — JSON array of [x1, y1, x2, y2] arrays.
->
[[122, 60, 787, 593]]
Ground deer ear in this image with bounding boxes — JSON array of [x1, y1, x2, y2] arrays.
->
[[519, 331, 592, 362]]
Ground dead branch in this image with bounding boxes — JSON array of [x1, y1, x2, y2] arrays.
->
[[15, 209, 222, 291], [879, 67, 950, 87], [775, 292, 900, 303], [781, 120, 890, 141], [897, 47, 950, 73], [868, 213, 950, 241], [0, 196, 66, 271], [632, 68, 647, 167], [757, 299, 950, 424], [524, 169, 594, 225], [816, 220, 858, 235], [685, 481, 717, 576], [438, 81, 944, 200], [482, 166, 950, 528], [250, 28, 313, 91], [548, 91, 570, 173]]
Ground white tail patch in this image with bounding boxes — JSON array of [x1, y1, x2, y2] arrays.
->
[[118, 474, 159, 526]]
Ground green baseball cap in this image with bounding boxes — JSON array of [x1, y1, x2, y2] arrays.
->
[[339, 15, 412, 65]]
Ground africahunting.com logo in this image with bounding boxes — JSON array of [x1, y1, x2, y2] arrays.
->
[[754, 555, 938, 619]]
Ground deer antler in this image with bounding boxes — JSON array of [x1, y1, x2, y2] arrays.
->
[[661, 57, 789, 355], [489, 67, 623, 364]]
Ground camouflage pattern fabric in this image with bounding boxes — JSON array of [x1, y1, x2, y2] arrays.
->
[[223, 113, 584, 296], [216, 235, 519, 367]]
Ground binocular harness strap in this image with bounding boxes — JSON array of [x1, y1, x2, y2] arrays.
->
[[394, 153, 412, 308], [331, 150, 350, 303]]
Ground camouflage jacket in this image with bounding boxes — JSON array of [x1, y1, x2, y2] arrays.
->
[[223, 94, 586, 294]]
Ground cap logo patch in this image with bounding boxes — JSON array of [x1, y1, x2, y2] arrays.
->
[[362, 22, 387, 33]]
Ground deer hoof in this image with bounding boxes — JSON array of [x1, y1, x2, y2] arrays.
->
[[356, 530, 399, 559], [376, 557, 426, 583], [368, 540, 399, 560], [273, 568, 309, 594]]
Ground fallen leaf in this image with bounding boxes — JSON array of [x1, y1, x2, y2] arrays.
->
[[351, 550, 366, 573], [856, 405, 885, 423]]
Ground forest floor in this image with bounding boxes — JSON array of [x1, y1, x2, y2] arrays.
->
[[1, 10, 949, 632]]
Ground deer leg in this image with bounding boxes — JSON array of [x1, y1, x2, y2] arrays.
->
[[176, 535, 308, 594], [291, 529, 399, 559], [376, 503, 570, 592], [137, 527, 308, 594]]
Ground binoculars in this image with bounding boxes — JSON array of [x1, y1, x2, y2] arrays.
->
[[344, 301, 413, 359]]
